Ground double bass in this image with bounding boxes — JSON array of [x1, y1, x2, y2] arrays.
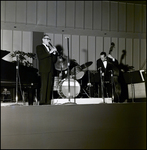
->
[[107, 42, 121, 102]]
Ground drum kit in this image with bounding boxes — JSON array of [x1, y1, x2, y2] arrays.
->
[[53, 58, 93, 98]]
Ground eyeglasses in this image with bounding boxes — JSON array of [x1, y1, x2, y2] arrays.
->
[[43, 38, 51, 40]]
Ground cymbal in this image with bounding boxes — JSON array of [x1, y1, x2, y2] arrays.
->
[[80, 61, 93, 69], [55, 57, 68, 71]]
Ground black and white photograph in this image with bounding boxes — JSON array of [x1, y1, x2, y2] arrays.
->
[[1, 1, 146, 149]]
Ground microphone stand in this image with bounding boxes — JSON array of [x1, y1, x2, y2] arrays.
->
[[10, 55, 23, 106], [63, 37, 77, 105], [111, 70, 114, 103], [16, 55, 19, 103], [100, 68, 105, 103]]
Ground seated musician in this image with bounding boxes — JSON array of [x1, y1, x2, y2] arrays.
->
[[55, 45, 79, 80]]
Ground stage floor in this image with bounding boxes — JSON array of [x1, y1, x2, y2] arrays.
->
[[1, 101, 146, 149]]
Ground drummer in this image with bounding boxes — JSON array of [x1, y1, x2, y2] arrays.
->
[[54, 45, 79, 80]]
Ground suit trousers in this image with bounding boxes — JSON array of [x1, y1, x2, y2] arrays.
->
[[40, 72, 54, 104]]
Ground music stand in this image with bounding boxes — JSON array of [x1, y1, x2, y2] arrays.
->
[[123, 70, 146, 102]]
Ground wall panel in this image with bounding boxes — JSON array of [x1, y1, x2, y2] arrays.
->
[[57, 1, 65, 27], [96, 37, 103, 62], [16, 1, 26, 24], [118, 3, 126, 32], [134, 4, 142, 33], [110, 2, 118, 31], [126, 38, 133, 66], [26, 1, 37, 25], [5, 1, 16, 23], [22, 31, 32, 52], [47, 1, 56, 27], [84, 1, 92, 29], [118, 38, 126, 64], [13, 30, 22, 52], [75, 1, 84, 29], [1, 30, 3, 49], [80, 36, 88, 65], [93, 1, 101, 30], [1, 1, 146, 36], [1, 29, 146, 73], [54, 34, 62, 47], [88, 36, 96, 70], [22, 31, 33, 63], [37, 1, 47, 25], [140, 39, 146, 70], [142, 5, 146, 33], [126, 3, 134, 32], [63, 35, 71, 58], [32, 32, 44, 69], [111, 38, 118, 61], [1, 1, 6, 22], [133, 39, 140, 70], [65, 1, 75, 28], [71, 35, 80, 64], [2, 30, 13, 61], [104, 37, 111, 54], [102, 1, 109, 31]]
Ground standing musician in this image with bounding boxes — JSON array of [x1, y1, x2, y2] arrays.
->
[[36, 34, 58, 105], [97, 51, 114, 98], [97, 43, 121, 102]]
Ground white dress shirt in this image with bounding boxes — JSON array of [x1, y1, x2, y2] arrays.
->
[[103, 60, 107, 68], [42, 43, 50, 52]]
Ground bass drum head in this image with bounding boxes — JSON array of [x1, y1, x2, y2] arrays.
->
[[58, 78, 81, 98]]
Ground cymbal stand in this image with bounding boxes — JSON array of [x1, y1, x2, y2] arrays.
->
[[85, 49, 92, 97], [87, 70, 93, 97]]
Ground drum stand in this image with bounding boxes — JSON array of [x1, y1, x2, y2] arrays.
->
[[63, 37, 77, 105]]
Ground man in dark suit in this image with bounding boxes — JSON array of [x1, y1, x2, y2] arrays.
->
[[36, 34, 58, 105], [96, 51, 118, 98]]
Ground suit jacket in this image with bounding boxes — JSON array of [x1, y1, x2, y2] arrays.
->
[[97, 58, 113, 82], [36, 44, 57, 73]]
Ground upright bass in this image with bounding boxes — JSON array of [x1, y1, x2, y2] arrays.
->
[[107, 42, 121, 102]]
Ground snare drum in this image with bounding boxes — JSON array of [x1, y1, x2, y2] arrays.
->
[[71, 65, 85, 80], [58, 78, 81, 98]]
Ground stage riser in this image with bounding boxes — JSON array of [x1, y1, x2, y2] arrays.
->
[[51, 98, 112, 105]]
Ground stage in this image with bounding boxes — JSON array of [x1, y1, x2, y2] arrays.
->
[[1, 98, 146, 149]]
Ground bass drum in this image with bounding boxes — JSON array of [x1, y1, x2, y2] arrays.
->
[[58, 78, 81, 98]]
